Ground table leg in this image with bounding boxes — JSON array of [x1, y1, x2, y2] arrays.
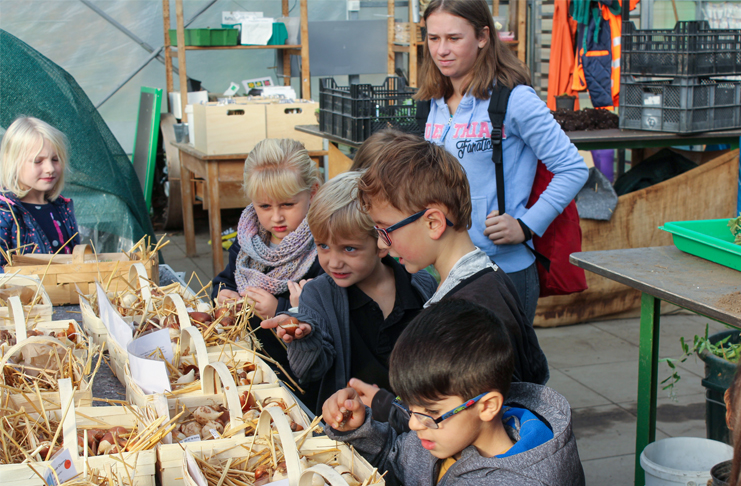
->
[[179, 152, 196, 257], [634, 292, 661, 486], [207, 162, 224, 275], [734, 138, 741, 216]]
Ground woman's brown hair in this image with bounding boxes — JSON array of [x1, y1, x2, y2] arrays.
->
[[415, 0, 531, 101]]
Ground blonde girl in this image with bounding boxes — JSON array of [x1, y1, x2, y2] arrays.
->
[[0, 116, 79, 265], [210, 138, 322, 404]]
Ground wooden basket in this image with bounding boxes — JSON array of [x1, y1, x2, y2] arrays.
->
[[0, 273, 53, 321], [0, 379, 156, 486], [174, 407, 384, 486], [3, 244, 158, 305], [157, 362, 312, 483], [125, 326, 279, 409], [78, 264, 152, 354], [0, 332, 93, 410]]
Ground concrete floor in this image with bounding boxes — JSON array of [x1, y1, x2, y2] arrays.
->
[[158, 226, 725, 485]]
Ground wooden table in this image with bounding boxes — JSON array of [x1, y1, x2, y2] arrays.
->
[[173, 143, 327, 275], [569, 247, 741, 486]]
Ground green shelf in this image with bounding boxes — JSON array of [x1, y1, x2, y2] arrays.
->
[[659, 218, 741, 271], [169, 28, 238, 46]]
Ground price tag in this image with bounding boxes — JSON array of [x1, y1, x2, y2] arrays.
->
[[180, 435, 201, 443], [209, 428, 221, 440]]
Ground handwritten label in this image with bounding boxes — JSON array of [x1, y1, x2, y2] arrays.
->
[[44, 448, 77, 485]]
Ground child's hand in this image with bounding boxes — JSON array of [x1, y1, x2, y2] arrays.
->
[[483, 210, 526, 245], [348, 378, 380, 408], [217, 289, 241, 304], [323, 387, 366, 432], [261, 314, 312, 342], [243, 287, 279, 318], [288, 279, 312, 308]]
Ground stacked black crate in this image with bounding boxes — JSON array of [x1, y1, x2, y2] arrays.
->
[[619, 21, 741, 133]]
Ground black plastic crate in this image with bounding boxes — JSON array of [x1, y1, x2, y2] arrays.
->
[[619, 75, 741, 133], [319, 77, 420, 143], [622, 21, 741, 77]]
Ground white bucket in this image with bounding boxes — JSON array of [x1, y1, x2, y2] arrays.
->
[[640, 437, 733, 486]]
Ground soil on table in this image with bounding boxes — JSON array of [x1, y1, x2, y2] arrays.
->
[[551, 108, 620, 132], [717, 291, 741, 315]]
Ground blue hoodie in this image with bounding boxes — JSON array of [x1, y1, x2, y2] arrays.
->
[[424, 85, 588, 273]]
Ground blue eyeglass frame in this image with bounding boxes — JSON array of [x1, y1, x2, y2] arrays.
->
[[391, 392, 489, 429], [374, 208, 454, 246]]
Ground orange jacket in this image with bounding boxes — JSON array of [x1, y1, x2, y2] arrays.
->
[[547, 0, 580, 110]]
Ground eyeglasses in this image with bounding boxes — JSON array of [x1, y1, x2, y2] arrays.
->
[[391, 392, 488, 429], [374, 209, 454, 246]]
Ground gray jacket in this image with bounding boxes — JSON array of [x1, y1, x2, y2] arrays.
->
[[326, 383, 585, 486], [284, 265, 437, 412]]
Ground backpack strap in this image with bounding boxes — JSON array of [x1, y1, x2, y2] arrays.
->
[[488, 85, 552, 271], [415, 100, 431, 137], [488, 84, 512, 215]]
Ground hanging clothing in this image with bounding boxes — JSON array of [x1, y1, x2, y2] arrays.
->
[[571, 0, 640, 109], [546, 0, 581, 111]]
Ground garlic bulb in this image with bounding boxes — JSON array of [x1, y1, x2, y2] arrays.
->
[[176, 369, 196, 384]]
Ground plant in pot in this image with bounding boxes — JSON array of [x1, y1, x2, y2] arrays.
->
[[662, 325, 741, 445], [555, 93, 577, 111]]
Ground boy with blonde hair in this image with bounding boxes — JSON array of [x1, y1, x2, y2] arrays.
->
[[323, 299, 585, 486], [262, 171, 436, 413]]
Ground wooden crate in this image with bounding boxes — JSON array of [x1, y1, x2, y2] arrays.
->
[[0, 380, 155, 486], [3, 244, 158, 305], [0, 273, 53, 321], [125, 326, 279, 409], [265, 101, 323, 150], [192, 102, 266, 155]]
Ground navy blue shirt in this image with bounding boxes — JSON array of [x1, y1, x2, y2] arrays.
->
[[20, 202, 70, 252]]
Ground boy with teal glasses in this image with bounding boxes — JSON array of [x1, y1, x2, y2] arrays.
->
[[323, 299, 585, 486]]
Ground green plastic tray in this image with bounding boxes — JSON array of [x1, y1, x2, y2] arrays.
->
[[659, 219, 741, 271], [168, 28, 238, 46]]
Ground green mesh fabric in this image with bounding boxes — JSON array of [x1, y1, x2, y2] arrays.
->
[[0, 29, 155, 253]]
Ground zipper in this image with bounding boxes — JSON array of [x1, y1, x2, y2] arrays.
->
[[441, 114, 454, 142]]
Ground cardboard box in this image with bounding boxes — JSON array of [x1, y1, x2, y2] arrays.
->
[[192, 102, 266, 155]]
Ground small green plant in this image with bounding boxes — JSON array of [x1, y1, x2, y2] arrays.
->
[[729, 213, 741, 245], [661, 324, 741, 400]]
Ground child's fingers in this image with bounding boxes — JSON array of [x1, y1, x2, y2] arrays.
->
[[260, 315, 291, 329], [486, 209, 500, 218]]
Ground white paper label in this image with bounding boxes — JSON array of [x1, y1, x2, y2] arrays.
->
[[209, 428, 220, 439], [223, 82, 240, 97], [240, 18, 274, 45], [127, 329, 173, 395], [644, 94, 661, 106], [44, 448, 77, 485], [184, 448, 208, 486], [181, 434, 201, 443], [96, 282, 133, 348]]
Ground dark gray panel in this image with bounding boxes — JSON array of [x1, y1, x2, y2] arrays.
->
[[308, 20, 388, 76]]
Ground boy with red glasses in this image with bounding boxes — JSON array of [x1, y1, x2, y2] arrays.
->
[[348, 131, 548, 423], [323, 299, 585, 485]]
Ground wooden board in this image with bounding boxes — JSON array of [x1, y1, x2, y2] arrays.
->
[[534, 149, 739, 327]]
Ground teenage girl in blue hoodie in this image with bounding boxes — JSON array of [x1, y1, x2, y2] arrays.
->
[[416, 0, 589, 325]]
